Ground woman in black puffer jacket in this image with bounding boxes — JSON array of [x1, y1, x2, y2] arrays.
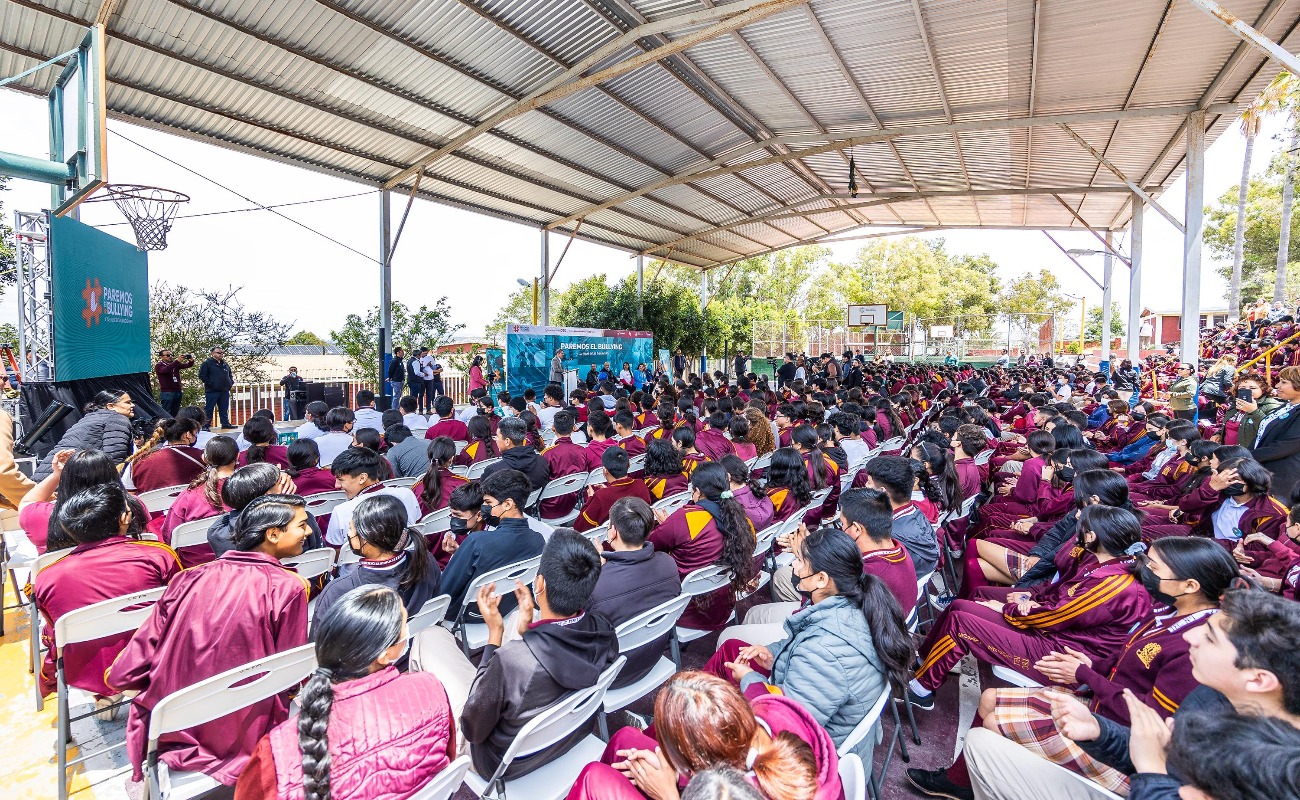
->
[[34, 390, 136, 480]]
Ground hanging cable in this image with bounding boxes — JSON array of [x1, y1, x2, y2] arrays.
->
[[92, 189, 379, 226]]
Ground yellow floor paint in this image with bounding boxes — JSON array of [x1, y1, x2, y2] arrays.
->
[[1, 600, 127, 800]]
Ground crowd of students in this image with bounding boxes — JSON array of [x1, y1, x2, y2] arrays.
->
[[10, 352, 1300, 800]]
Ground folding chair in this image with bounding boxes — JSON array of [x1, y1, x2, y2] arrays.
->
[[381, 476, 421, 489], [408, 754, 473, 800], [409, 428, 429, 440], [673, 565, 733, 655], [168, 519, 213, 552], [463, 657, 625, 800], [836, 688, 899, 800], [736, 520, 784, 602], [992, 665, 1044, 688], [973, 449, 994, 467], [810, 486, 832, 506], [534, 472, 589, 526], [54, 587, 166, 800], [650, 491, 692, 516], [584, 469, 607, 489], [452, 440, 469, 455], [144, 645, 317, 800], [449, 557, 541, 655], [282, 547, 336, 580], [136, 484, 188, 514], [407, 595, 452, 641], [878, 436, 906, 453], [750, 451, 773, 474], [301, 490, 348, 518], [0, 511, 31, 635], [598, 595, 692, 738], [627, 454, 646, 474], [29, 548, 72, 710], [581, 524, 608, 546], [416, 507, 453, 540], [525, 486, 544, 512], [465, 458, 500, 480], [839, 753, 867, 800]]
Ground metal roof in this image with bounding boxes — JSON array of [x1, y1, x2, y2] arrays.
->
[[3, 0, 1298, 269]]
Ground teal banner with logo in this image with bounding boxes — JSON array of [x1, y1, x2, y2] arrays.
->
[[50, 215, 150, 381], [505, 324, 653, 395]]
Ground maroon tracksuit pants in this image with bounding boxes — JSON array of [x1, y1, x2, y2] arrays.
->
[[915, 599, 1055, 691]]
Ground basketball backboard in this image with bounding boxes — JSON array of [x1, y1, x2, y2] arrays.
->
[[847, 304, 888, 327], [49, 25, 108, 216]]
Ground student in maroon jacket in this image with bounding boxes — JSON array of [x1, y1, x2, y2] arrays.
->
[[952, 424, 988, 500], [695, 412, 736, 462], [127, 417, 205, 494], [283, 438, 338, 497], [584, 411, 619, 470], [236, 416, 291, 469], [234, 586, 454, 800], [454, 415, 499, 468], [424, 396, 468, 442], [414, 436, 469, 517], [34, 484, 182, 700], [644, 439, 690, 502], [575, 447, 651, 532], [540, 411, 593, 520], [109, 494, 312, 788], [612, 411, 647, 458]]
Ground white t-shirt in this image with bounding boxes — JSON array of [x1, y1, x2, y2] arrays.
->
[[420, 356, 439, 381], [325, 486, 423, 545], [295, 423, 327, 441], [537, 405, 561, 430], [1211, 497, 1250, 541], [403, 412, 427, 429], [794, 366, 806, 381], [315, 432, 354, 467], [840, 437, 870, 467]]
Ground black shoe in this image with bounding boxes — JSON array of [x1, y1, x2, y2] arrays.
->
[[905, 768, 974, 800], [907, 686, 936, 711]]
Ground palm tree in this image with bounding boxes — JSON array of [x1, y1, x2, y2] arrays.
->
[[1231, 102, 1265, 320], [1253, 72, 1300, 304]]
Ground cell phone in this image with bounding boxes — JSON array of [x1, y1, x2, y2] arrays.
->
[[1238, 388, 1253, 402]]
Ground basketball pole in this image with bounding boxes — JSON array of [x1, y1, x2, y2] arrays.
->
[[379, 190, 393, 410]]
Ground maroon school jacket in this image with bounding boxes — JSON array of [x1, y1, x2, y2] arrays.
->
[[575, 477, 652, 532], [132, 446, 206, 494], [1004, 557, 1153, 659], [649, 504, 731, 630], [540, 436, 590, 518]]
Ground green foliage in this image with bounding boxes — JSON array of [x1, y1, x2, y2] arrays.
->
[[553, 273, 710, 355], [1084, 303, 1126, 341], [285, 330, 328, 347], [485, 286, 536, 342], [0, 323, 17, 349], [150, 283, 291, 407], [1205, 172, 1300, 305], [998, 269, 1075, 319], [331, 300, 463, 379], [0, 178, 16, 299]]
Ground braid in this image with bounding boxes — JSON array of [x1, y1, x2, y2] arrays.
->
[[123, 426, 167, 468], [298, 670, 335, 800]]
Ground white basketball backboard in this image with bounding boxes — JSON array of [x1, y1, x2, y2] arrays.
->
[[847, 304, 887, 327]]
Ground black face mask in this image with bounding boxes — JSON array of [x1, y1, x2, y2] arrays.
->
[[789, 570, 815, 602], [480, 503, 501, 528], [1147, 431, 1162, 440], [1076, 530, 1098, 554], [1056, 466, 1076, 483], [347, 535, 366, 559], [449, 516, 471, 535], [1222, 483, 1248, 497], [1138, 564, 1187, 608]]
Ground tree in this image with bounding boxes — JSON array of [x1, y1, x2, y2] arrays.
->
[[1254, 72, 1300, 302], [285, 330, 328, 347], [1205, 173, 1300, 304], [552, 273, 711, 356], [150, 283, 291, 407], [331, 300, 463, 379], [1085, 302, 1126, 342], [0, 178, 18, 301], [997, 269, 1075, 319], [1231, 95, 1270, 318], [485, 286, 535, 342]]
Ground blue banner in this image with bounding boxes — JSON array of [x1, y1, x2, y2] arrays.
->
[[505, 324, 654, 395]]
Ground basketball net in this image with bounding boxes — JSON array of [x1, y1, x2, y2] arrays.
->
[[88, 185, 189, 251]]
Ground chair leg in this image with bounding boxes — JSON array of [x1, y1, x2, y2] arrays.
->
[[597, 711, 610, 742], [670, 630, 682, 671], [904, 691, 922, 745], [890, 699, 910, 763], [56, 665, 68, 800]]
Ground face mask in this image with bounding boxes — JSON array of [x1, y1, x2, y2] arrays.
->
[[1076, 530, 1097, 553], [1056, 466, 1076, 483], [1222, 483, 1248, 497], [788, 570, 815, 602], [1138, 565, 1187, 608], [1147, 431, 1162, 440], [480, 503, 501, 528], [449, 516, 471, 535], [383, 637, 410, 666], [347, 535, 366, 558]]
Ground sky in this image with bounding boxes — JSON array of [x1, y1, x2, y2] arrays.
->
[[0, 88, 1288, 340]]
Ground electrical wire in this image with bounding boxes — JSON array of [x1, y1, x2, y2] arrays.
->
[[92, 190, 379, 225], [107, 128, 382, 263]]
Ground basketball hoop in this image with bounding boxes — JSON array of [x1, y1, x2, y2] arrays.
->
[[85, 184, 189, 251]]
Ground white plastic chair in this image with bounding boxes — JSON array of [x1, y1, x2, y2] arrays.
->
[[382, 476, 421, 489], [837, 687, 898, 800], [810, 486, 832, 506], [302, 490, 348, 517], [627, 453, 646, 473], [465, 457, 500, 479], [839, 753, 867, 800], [750, 451, 773, 473], [416, 507, 452, 538], [973, 448, 994, 466], [651, 491, 692, 516], [144, 645, 317, 800], [452, 440, 469, 455], [137, 484, 188, 514], [598, 595, 692, 737], [673, 565, 733, 650], [54, 586, 166, 800], [282, 547, 336, 580], [992, 665, 1043, 688], [736, 520, 785, 602], [407, 595, 453, 641], [168, 518, 213, 551], [408, 428, 429, 440], [408, 754, 473, 800], [449, 465, 469, 477], [879, 436, 906, 453], [525, 486, 544, 511], [450, 557, 541, 655], [581, 524, 608, 546], [28, 548, 71, 711], [584, 469, 607, 489], [463, 656, 625, 800], [535, 472, 589, 526]]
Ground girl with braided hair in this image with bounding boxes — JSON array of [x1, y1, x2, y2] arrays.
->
[[233, 586, 455, 800], [125, 416, 204, 493]]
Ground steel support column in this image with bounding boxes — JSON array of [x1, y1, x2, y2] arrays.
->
[[1101, 232, 1114, 369], [379, 190, 393, 408], [637, 254, 644, 318], [540, 227, 550, 326], [1182, 113, 1207, 365], [1128, 195, 1144, 362]]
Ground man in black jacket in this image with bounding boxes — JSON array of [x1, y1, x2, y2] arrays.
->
[[587, 497, 681, 688], [483, 416, 551, 490], [386, 346, 406, 402], [776, 353, 798, 387], [198, 346, 234, 429]]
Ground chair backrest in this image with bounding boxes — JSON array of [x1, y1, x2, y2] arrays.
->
[[282, 547, 336, 580], [452, 440, 468, 455], [973, 448, 993, 466], [382, 476, 421, 489], [407, 595, 452, 641], [651, 491, 692, 516], [634, 427, 655, 439], [838, 753, 866, 800], [750, 451, 773, 472], [54, 586, 166, 652], [679, 564, 730, 597], [752, 520, 782, 558], [810, 486, 832, 505], [525, 486, 544, 510], [169, 518, 214, 550], [627, 454, 646, 472], [538, 471, 589, 501], [137, 484, 188, 513], [492, 656, 625, 771], [879, 436, 905, 453], [30, 548, 71, 581], [409, 428, 429, 440], [460, 557, 541, 610], [585, 469, 608, 488], [465, 457, 500, 479], [614, 595, 691, 652], [837, 686, 891, 756], [407, 754, 473, 800], [146, 644, 317, 745], [302, 491, 348, 517], [416, 507, 452, 537], [581, 524, 608, 545]]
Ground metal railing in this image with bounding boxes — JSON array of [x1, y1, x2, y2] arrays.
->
[[221, 374, 470, 426], [1233, 329, 1300, 383]]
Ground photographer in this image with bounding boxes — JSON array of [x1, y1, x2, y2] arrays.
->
[[154, 349, 195, 416]]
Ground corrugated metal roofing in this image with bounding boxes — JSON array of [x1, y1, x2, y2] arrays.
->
[[2, 0, 1298, 268]]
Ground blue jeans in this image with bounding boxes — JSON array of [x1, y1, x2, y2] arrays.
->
[[388, 380, 404, 401], [159, 391, 182, 416], [204, 390, 231, 429]]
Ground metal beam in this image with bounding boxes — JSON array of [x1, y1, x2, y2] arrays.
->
[[1182, 112, 1207, 364], [641, 185, 1163, 254], [1059, 124, 1185, 233], [1101, 232, 1115, 367], [1128, 195, 1144, 362], [540, 228, 551, 326], [1186, 0, 1300, 76], [1043, 233, 1105, 290], [549, 103, 1238, 229], [379, 191, 393, 405], [1024, 0, 1042, 226], [384, 0, 812, 189], [1051, 195, 1131, 266]]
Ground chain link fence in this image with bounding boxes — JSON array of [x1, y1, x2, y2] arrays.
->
[[913, 313, 1057, 364]]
